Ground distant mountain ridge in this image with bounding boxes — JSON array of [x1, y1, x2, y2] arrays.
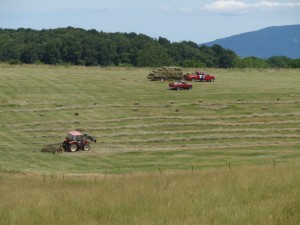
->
[[203, 25, 300, 59]]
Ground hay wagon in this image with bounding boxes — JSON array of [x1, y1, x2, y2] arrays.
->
[[147, 67, 184, 81]]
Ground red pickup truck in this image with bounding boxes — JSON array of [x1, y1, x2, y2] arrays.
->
[[184, 71, 215, 82]]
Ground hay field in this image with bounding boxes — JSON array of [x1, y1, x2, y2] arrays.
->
[[0, 65, 300, 174], [1, 65, 300, 225]]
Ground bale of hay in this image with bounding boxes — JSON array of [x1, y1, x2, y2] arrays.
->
[[147, 67, 183, 81]]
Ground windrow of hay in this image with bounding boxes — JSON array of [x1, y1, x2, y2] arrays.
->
[[17, 119, 300, 133], [84, 134, 300, 144], [99, 141, 300, 152], [2, 111, 300, 128], [13, 127, 300, 139], [0, 100, 299, 114]]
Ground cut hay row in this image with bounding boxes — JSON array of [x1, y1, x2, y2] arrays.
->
[[3, 109, 300, 126], [233, 100, 299, 105], [1, 98, 298, 110], [118, 141, 300, 152], [1, 111, 300, 128], [0, 104, 130, 114], [21, 140, 300, 153], [0, 98, 298, 107], [94, 134, 300, 144], [93, 127, 300, 138], [14, 127, 300, 139], [0, 100, 299, 114], [15, 119, 300, 133]]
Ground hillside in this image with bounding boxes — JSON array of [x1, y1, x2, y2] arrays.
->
[[1, 65, 300, 224], [0, 27, 236, 68], [1, 65, 300, 174], [204, 25, 300, 58]]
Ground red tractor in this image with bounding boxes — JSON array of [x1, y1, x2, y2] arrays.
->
[[184, 71, 215, 82], [62, 131, 97, 152]]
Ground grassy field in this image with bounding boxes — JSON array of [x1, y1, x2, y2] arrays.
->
[[1, 162, 300, 225], [0, 65, 299, 174], [0, 65, 300, 224]]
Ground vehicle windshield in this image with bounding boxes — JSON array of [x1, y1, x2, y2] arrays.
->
[[68, 133, 79, 141]]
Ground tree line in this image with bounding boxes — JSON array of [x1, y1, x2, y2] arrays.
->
[[0, 27, 299, 68]]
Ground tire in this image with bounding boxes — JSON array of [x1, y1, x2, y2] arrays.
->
[[189, 87, 192, 90], [210, 79, 214, 82], [192, 78, 195, 82], [177, 87, 180, 91], [70, 143, 77, 152], [83, 144, 90, 151]]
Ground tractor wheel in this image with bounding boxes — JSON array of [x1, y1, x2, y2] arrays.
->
[[210, 79, 214, 82], [70, 143, 78, 152], [177, 87, 180, 91], [192, 78, 195, 82], [83, 144, 90, 151]]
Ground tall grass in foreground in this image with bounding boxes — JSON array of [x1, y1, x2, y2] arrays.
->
[[1, 162, 299, 225]]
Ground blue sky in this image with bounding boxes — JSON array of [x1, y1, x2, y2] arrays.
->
[[1, 0, 300, 43]]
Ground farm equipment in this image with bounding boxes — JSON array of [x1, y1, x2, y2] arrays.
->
[[41, 143, 64, 154], [62, 131, 97, 152], [183, 71, 215, 82], [41, 131, 97, 153], [147, 67, 183, 81]]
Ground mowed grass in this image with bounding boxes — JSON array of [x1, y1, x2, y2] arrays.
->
[[1, 65, 300, 225], [0, 64, 300, 174]]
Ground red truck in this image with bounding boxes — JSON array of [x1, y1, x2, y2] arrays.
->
[[183, 71, 215, 82], [169, 81, 193, 90]]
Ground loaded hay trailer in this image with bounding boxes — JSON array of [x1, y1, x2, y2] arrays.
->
[[147, 67, 183, 81]]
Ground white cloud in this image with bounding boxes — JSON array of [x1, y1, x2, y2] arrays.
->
[[159, 5, 173, 12], [202, 0, 300, 12], [179, 7, 194, 13], [203, 0, 248, 11], [256, 1, 300, 8]]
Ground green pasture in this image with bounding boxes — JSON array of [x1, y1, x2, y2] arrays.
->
[[1, 162, 300, 225], [0, 64, 300, 174]]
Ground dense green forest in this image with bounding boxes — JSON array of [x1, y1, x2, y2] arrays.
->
[[1, 27, 299, 68]]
